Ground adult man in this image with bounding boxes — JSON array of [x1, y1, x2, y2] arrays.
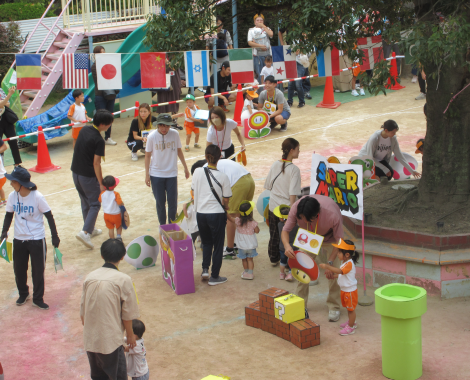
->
[[281, 195, 344, 322], [205, 61, 237, 111], [257, 75, 291, 132], [145, 113, 190, 225], [80, 239, 140, 380], [191, 158, 256, 258], [72, 109, 113, 249], [206, 16, 234, 50]]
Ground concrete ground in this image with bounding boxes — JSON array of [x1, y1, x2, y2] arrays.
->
[[0, 78, 469, 380]]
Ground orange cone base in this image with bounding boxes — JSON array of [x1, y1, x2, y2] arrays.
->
[[30, 164, 61, 174], [386, 83, 406, 90], [316, 101, 341, 109]]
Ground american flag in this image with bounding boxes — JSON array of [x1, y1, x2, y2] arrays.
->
[[63, 54, 89, 89]]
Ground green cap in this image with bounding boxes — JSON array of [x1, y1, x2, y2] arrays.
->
[[185, 94, 196, 101]]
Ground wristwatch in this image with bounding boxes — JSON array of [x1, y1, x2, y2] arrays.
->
[[328, 261, 333, 265]]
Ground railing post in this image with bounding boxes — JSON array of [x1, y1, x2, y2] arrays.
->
[[144, 0, 149, 17], [83, 0, 91, 33]]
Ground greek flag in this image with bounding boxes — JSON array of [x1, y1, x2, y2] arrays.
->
[[184, 51, 210, 87]]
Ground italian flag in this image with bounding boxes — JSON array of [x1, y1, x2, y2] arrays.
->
[[228, 48, 254, 84]]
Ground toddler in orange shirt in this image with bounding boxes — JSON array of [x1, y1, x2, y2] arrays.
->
[[183, 94, 203, 152], [99, 176, 124, 240], [320, 239, 359, 336]]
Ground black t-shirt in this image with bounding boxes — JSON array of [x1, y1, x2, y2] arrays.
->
[[71, 126, 105, 177], [206, 71, 232, 95], [127, 116, 157, 143]]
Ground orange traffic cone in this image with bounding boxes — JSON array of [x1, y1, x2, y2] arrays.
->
[[29, 126, 61, 174], [134, 101, 139, 117], [386, 52, 405, 90], [316, 76, 341, 109], [233, 84, 244, 126]]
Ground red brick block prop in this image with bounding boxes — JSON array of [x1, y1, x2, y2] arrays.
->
[[245, 288, 320, 349]]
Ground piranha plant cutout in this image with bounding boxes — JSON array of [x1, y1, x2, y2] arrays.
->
[[288, 250, 319, 284], [244, 110, 271, 139]]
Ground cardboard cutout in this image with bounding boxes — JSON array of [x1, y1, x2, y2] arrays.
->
[[288, 250, 319, 283], [349, 155, 379, 187], [390, 153, 418, 180], [243, 110, 271, 139]]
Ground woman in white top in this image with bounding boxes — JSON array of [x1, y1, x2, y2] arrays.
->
[[191, 145, 232, 286], [358, 120, 421, 181], [206, 106, 245, 160], [247, 14, 273, 77], [1, 167, 60, 310], [263, 138, 301, 265]]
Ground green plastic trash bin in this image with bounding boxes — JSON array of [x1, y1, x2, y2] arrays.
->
[[375, 284, 427, 380]]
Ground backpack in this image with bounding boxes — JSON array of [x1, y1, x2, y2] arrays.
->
[[216, 29, 228, 58]]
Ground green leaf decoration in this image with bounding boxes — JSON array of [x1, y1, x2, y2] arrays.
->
[[248, 130, 258, 138], [260, 128, 271, 137]]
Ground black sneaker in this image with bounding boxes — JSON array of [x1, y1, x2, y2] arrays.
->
[[280, 123, 287, 132], [269, 121, 278, 129], [305, 308, 310, 319], [201, 268, 210, 280], [305, 92, 312, 100], [208, 276, 228, 286], [16, 294, 30, 306], [33, 301, 49, 310], [287, 101, 293, 107], [223, 246, 237, 259], [297, 102, 305, 108]]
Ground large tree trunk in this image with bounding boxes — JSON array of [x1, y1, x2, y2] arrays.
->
[[418, 61, 470, 203]]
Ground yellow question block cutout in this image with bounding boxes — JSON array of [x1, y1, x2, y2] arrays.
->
[[274, 294, 305, 324]]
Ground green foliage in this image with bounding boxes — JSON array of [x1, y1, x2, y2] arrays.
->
[[0, 2, 55, 22], [0, 22, 23, 82]]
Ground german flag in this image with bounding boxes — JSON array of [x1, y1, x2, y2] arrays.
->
[[16, 54, 42, 90]]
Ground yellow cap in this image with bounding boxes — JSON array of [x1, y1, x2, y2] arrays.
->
[[239, 200, 255, 216], [273, 204, 290, 219]]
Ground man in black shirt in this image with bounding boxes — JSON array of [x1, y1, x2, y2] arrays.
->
[[205, 61, 237, 111], [71, 109, 113, 249]]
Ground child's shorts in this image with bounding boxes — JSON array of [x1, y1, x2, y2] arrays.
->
[[104, 212, 122, 229], [237, 248, 258, 259], [341, 289, 358, 311], [0, 176, 6, 190], [72, 126, 83, 139], [185, 123, 200, 135]]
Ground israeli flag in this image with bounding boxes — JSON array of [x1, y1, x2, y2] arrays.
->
[[184, 51, 210, 87]]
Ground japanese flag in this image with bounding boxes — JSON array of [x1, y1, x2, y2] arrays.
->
[[96, 54, 122, 90]]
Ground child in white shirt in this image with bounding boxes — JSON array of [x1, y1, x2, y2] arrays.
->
[[241, 90, 259, 122], [259, 55, 274, 84], [98, 176, 124, 240], [125, 319, 149, 380], [68, 89, 92, 147], [320, 239, 359, 336]]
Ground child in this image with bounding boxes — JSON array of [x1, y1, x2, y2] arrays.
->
[[0, 139, 9, 206], [183, 94, 203, 152], [259, 55, 274, 84], [241, 90, 258, 121], [415, 138, 424, 155], [68, 89, 92, 147], [99, 176, 124, 240], [125, 319, 149, 380], [235, 201, 259, 280], [320, 239, 359, 336], [274, 204, 298, 281], [351, 65, 366, 96]]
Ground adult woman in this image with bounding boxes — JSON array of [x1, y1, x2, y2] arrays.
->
[[155, 60, 182, 115], [358, 120, 421, 180], [1, 166, 60, 310], [91, 45, 117, 145], [127, 103, 156, 161], [263, 138, 301, 265], [206, 107, 245, 160], [247, 14, 273, 76], [191, 145, 232, 286], [0, 86, 22, 166]]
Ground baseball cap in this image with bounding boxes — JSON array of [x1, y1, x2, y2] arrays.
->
[[185, 94, 196, 101], [153, 113, 174, 126], [221, 61, 230, 69]]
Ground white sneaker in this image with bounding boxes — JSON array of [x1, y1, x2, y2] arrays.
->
[[91, 228, 102, 237], [131, 152, 138, 161], [105, 138, 117, 145], [415, 93, 426, 100], [329, 310, 340, 322], [411, 75, 418, 83], [140, 149, 146, 154], [359, 89, 365, 96], [351, 89, 359, 97], [76, 231, 94, 249]]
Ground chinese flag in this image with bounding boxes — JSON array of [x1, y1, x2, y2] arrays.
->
[[140, 52, 167, 88]]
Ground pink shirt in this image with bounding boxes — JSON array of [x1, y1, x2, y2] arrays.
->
[[235, 218, 258, 235], [283, 195, 344, 244]]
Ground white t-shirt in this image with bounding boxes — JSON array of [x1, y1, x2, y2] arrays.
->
[[247, 27, 271, 57], [260, 65, 274, 80], [191, 167, 232, 214], [68, 103, 87, 128], [145, 129, 182, 178], [264, 161, 301, 211], [126, 338, 149, 378], [204, 159, 249, 187], [206, 119, 238, 150], [375, 135, 392, 161], [338, 259, 357, 292], [242, 98, 253, 112], [98, 190, 122, 215], [5, 190, 51, 240]]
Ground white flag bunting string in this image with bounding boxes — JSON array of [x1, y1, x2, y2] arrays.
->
[[2, 56, 403, 143]]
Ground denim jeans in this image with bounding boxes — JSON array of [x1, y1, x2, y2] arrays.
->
[[94, 95, 115, 140], [196, 212, 227, 278], [253, 55, 266, 77], [288, 62, 305, 104], [302, 66, 311, 94], [150, 176, 178, 225]]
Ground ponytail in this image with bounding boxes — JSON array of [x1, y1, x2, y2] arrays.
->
[[281, 138, 299, 173], [381, 119, 399, 132], [343, 239, 359, 264]]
